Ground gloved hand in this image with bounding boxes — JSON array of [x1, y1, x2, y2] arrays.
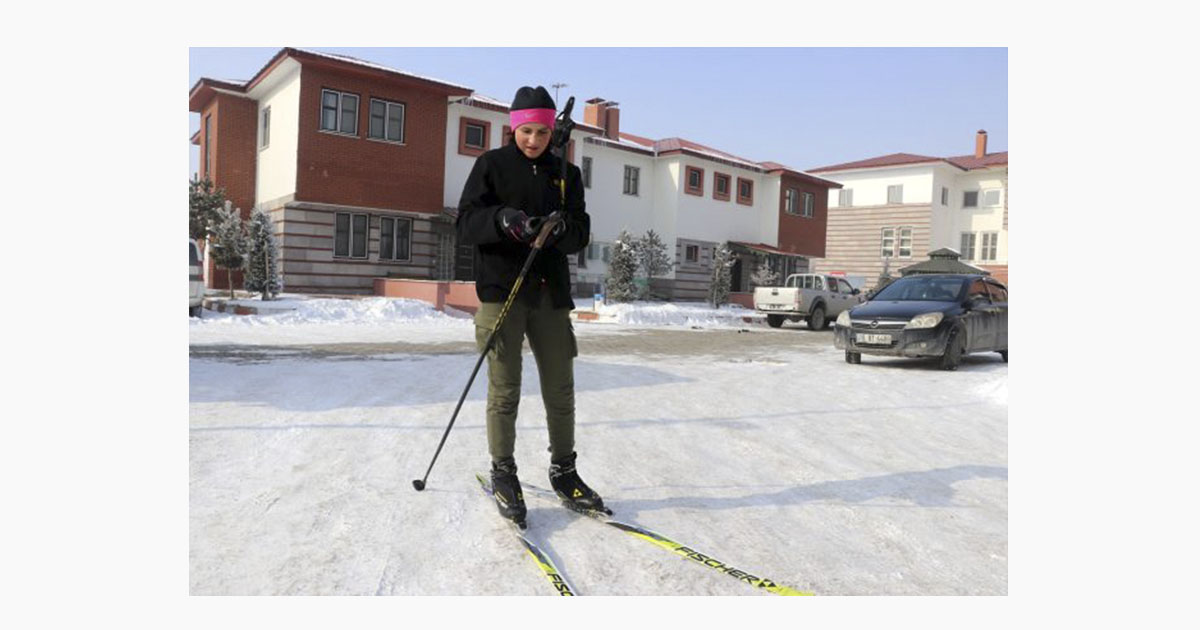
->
[[529, 212, 567, 246], [496, 207, 538, 243]]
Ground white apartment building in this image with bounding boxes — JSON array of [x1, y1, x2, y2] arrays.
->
[[807, 131, 1008, 286]]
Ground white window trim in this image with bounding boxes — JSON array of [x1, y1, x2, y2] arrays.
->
[[623, 165, 640, 196], [898, 226, 913, 259], [802, 192, 814, 218], [881, 227, 896, 258], [378, 216, 413, 263], [784, 188, 798, 215], [335, 212, 370, 259], [960, 232, 978, 261], [321, 89, 360, 136], [260, 106, 270, 150], [838, 188, 853, 208], [368, 98, 406, 144], [982, 189, 1002, 207], [463, 122, 487, 150], [887, 184, 904, 205]]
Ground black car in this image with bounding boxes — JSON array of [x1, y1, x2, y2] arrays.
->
[[833, 274, 1008, 370]]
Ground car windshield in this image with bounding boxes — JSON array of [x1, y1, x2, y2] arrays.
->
[[872, 276, 966, 302]]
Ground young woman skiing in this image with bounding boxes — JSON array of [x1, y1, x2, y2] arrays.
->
[[455, 86, 606, 526]]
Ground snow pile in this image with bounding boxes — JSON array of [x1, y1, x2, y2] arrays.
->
[[190, 296, 472, 346], [596, 301, 758, 328]]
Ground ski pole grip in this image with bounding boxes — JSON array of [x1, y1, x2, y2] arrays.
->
[[532, 213, 564, 249]]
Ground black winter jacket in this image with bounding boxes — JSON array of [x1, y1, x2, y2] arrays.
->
[[456, 141, 590, 309]]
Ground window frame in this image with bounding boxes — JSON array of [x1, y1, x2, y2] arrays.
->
[[983, 189, 1001, 207], [881, 227, 896, 258], [838, 188, 853, 207], [684, 165, 705, 196], [368, 98, 406, 144], [335, 212, 370, 259], [898, 226, 913, 258], [960, 232, 978, 261], [378, 215, 413, 263], [623, 165, 640, 196], [582, 156, 592, 189], [941, 186, 949, 206], [802, 191, 814, 218], [713, 172, 731, 201], [320, 89, 360, 136], [887, 184, 904, 205], [260, 106, 271, 150], [963, 190, 979, 208], [459, 117, 490, 157], [980, 231, 999, 261], [736, 177, 754, 206], [685, 244, 699, 263]]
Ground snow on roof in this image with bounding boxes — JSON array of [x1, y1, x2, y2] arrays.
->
[[294, 48, 473, 91]]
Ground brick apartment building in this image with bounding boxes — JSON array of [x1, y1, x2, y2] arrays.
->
[[191, 48, 845, 301]]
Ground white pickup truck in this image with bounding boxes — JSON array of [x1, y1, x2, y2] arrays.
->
[[754, 273, 863, 330]]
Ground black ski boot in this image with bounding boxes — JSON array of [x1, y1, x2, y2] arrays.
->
[[549, 452, 611, 515], [490, 457, 528, 528]]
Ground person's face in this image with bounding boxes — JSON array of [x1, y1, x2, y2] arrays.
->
[[515, 123, 552, 159]]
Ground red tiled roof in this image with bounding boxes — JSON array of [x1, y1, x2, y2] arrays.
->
[[945, 151, 1008, 169], [808, 153, 944, 173], [808, 150, 1008, 173]]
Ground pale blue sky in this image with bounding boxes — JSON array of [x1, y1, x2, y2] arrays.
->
[[189, 47, 1006, 176]]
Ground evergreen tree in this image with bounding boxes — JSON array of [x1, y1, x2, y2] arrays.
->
[[708, 243, 735, 307], [244, 207, 283, 300], [604, 229, 640, 303], [749, 256, 779, 288], [189, 176, 226, 243], [634, 229, 672, 299], [209, 202, 248, 299]]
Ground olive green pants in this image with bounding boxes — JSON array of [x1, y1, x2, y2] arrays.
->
[[474, 287, 578, 463]]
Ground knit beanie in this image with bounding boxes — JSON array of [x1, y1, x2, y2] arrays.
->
[[509, 86, 556, 129]]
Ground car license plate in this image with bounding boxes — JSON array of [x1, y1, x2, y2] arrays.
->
[[856, 333, 891, 345]]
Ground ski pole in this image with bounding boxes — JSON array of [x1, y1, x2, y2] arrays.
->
[[412, 214, 565, 491]]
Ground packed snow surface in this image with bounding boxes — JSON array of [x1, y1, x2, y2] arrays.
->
[[190, 297, 1007, 596]]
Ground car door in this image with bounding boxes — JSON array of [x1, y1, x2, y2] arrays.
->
[[985, 279, 1009, 351], [963, 279, 997, 352], [837, 278, 858, 312]]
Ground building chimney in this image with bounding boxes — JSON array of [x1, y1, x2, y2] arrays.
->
[[584, 98, 620, 140], [604, 102, 620, 140], [975, 129, 988, 158]]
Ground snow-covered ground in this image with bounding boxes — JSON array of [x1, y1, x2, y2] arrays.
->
[[190, 297, 1007, 596]]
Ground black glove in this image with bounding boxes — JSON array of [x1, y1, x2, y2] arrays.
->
[[529, 212, 567, 246], [496, 207, 537, 243]]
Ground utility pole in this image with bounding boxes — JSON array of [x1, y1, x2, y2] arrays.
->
[[552, 82, 568, 104]]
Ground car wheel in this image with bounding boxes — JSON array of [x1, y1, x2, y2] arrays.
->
[[807, 307, 825, 331], [845, 351, 861, 364], [940, 328, 965, 371], [999, 349, 1007, 363], [190, 305, 200, 318], [767, 314, 784, 328]]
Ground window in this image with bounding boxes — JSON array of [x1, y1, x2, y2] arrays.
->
[[784, 188, 799, 215], [685, 166, 704, 196], [898, 227, 913, 258], [967, 279, 991, 303], [321, 89, 359, 135], [737, 178, 754, 205], [838, 279, 855, 294], [588, 242, 599, 261], [960, 232, 977, 261], [379, 216, 412, 262], [714, 173, 731, 201], [827, 277, 840, 293], [980, 232, 998, 261], [602, 244, 612, 263], [623, 166, 640, 195], [838, 188, 853, 207], [881, 228, 895, 258], [963, 191, 979, 208], [260, 106, 270, 149], [335, 212, 369, 258], [686, 245, 699, 263], [941, 187, 949, 206], [458, 117, 490, 156], [802, 192, 814, 218], [582, 156, 592, 189], [502, 125, 512, 146], [369, 99, 405, 143], [888, 184, 904, 204], [983, 189, 1001, 206], [577, 249, 587, 269], [203, 114, 211, 177]]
